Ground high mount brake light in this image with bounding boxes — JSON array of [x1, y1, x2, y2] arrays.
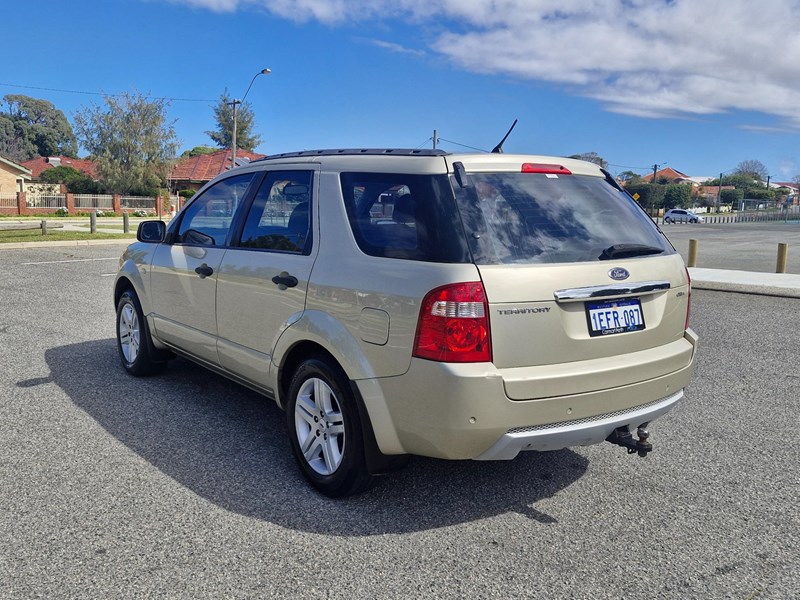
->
[[413, 282, 492, 363], [521, 163, 572, 175]]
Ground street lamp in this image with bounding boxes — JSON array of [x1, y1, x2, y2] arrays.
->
[[231, 68, 271, 169]]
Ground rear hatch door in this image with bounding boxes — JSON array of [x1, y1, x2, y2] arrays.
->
[[447, 155, 691, 395]]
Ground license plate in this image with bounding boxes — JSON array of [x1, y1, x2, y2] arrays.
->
[[586, 298, 645, 337]]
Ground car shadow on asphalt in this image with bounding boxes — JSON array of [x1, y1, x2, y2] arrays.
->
[[31, 339, 589, 535]]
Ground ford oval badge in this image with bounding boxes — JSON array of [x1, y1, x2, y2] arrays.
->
[[609, 267, 630, 281]]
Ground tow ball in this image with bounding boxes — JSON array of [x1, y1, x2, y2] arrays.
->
[[606, 424, 652, 457]]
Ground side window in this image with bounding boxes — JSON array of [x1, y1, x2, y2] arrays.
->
[[238, 170, 313, 254], [176, 173, 255, 246], [340, 172, 470, 263]]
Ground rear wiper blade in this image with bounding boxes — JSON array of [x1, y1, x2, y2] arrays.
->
[[599, 244, 664, 260]]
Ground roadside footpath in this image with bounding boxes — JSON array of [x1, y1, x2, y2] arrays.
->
[[689, 268, 800, 298]]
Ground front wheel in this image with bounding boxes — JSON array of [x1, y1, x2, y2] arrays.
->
[[286, 357, 374, 497], [116, 289, 167, 376]]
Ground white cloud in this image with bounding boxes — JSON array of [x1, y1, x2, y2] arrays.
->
[[168, 0, 800, 125], [365, 39, 427, 57]]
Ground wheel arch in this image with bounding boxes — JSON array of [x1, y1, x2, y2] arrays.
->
[[277, 339, 408, 476]]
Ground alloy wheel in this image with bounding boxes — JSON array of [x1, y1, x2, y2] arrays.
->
[[118, 302, 141, 364], [294, 377, 346, 475]]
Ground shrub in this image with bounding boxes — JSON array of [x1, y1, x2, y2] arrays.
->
[[54, 207, 69, 217]]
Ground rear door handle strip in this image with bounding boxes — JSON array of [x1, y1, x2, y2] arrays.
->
[[554, 280, 670, 302]]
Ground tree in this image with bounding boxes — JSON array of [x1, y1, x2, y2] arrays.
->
[[625, 183, 666, 211], [206, 90, 262, 151], [39, 165, 103, 194], [720, 188, 743, 207], [73, 91, 178, 195], [180, 145, 217, 158], [663, 184, 692, 209], [735, 159, 768, 183], [617, 170, 642, 184], [568, 152, 608, 169], [0, 95, 78, 161]]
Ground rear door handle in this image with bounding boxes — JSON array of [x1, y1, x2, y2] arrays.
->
[[272, 272, 299, 288], [195, 264, 214, 278]]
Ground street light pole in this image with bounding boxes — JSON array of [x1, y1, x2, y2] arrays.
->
[[231, 68, 271, 170]]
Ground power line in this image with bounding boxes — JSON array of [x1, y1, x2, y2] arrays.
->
[[0, 82, 213, 103], [437, 137, 489, 153], [607, 162, 653, 171]]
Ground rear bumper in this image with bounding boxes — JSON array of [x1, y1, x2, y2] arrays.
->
[[475, 390, 683, 460], [360, 329, 697, 460]]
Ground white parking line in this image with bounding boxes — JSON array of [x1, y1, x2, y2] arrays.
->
[[21, 257, 119, 266], [100, 273, 117, 277]]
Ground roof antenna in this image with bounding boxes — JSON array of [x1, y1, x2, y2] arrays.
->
[[491, 119, 518, 153]]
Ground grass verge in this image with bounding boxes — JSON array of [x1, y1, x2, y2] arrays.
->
[[0, 229, 135, 244]]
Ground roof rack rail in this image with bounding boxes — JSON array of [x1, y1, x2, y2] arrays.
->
[[251, 148, 448, 162]]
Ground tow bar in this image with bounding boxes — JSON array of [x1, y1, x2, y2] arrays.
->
[[606, 424, 652, 457]]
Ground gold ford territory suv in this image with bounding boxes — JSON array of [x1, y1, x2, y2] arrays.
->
[[115, 149, 698, 497]]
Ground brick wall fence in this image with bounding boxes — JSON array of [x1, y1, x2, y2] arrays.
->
[[0, 192, 171, 218]]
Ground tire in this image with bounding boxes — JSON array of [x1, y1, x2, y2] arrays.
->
[[116, 289, 168, 376], [286, 357, 374, 497], [664, 217, 671, 224]]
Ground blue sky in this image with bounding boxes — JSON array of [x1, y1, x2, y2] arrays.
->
[[5, 0, 800, 180]]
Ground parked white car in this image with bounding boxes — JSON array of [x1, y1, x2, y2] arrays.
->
[[115, 149, 698, 496], [664, 209, 704, 223]]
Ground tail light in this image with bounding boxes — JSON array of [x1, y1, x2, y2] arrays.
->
[[685, 267, 692, 330], [413, 282, 492, 363]]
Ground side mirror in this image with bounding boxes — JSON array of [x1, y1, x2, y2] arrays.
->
[[137, 220, 166, 243]]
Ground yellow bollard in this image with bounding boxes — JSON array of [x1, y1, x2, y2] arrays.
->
[[776, 243, 788, 273], [688, 239, 698, 267]]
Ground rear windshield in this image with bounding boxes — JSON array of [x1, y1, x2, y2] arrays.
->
[[451, 172, 674, 265]]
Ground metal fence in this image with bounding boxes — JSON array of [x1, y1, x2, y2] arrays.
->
[[121, 196, 157, 210], [26, 194, 66, 209], [0, 194, 17, 208], [74, 194, 114, 209]]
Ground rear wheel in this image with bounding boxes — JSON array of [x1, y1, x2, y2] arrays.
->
[[116, 289, 168, 376], [286, 357, 374, 497]]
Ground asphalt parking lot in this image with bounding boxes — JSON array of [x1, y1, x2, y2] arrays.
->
[[662, 221, 800, 274], [0, 241, 798, 599]]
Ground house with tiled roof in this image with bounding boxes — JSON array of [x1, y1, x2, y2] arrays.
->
[[641, 167, 692, 183], [0, 155, 32, 194], [21, 156, 98, 180], [168, 149, 266, 194]]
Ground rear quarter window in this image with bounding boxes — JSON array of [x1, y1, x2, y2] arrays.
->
[[340, 172, 470, 263]]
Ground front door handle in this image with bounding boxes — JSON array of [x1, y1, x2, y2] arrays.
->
[[195, 263, 214, 278], [272, 272, 299, 288]]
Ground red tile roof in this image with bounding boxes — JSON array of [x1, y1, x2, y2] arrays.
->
[[641, 167, 690, 182], [21, 156, 98, 179], [169, 149, 267, 183]]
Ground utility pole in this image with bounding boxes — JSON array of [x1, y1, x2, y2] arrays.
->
[[652, 163, 659, 183], [432, 129, 437, 150]]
